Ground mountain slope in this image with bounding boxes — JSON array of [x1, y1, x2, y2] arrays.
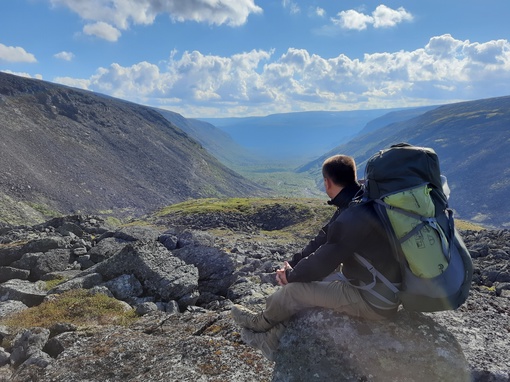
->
[[300, 96, 510, 227], [0, 72, 265, 224], [357, 105, 438, 135], [153, 108, 261, 167]]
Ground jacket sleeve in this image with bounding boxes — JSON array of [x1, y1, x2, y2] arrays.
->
[[286, 207, 371, 283], [287, 225, 328, 267], [287, 208, 341, 267]]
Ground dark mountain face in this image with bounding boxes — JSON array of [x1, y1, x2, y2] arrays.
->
[[299, 96, 510, 228], [152, 108, 261, 168], [0, 72, 264, 223]]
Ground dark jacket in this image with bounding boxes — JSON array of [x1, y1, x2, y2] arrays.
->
[[286, 185, 402, 310], [288, 183, 361, 268]]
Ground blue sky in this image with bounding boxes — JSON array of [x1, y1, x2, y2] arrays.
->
[[1, 0, 510, 118]]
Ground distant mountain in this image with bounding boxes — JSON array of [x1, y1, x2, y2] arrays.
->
[[357, 105, 438, 135], [299, 96, 510, 227], [0, 72, 265, 225], [152, 108, 261, 168], [200, 109, 404, 163]]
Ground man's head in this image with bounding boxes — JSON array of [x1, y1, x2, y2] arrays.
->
[[322, 155, 357, 198]]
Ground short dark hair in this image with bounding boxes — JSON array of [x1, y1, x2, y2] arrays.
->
[[322, 155, 357, 187]]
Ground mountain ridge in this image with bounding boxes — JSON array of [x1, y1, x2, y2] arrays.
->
[[0, 72, 265, 225]]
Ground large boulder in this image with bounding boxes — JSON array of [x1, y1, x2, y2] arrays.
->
[[93, 240, 200, 308], [172, 245, 236, 296], [0, 280, 47, 307], [272, 309, 471, 382], [11, 249, 73, 280]]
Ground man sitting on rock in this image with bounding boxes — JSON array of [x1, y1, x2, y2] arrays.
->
[[231, 154, 402, 361]]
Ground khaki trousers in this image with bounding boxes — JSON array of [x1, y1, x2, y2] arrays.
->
[[263, 280, 386, 323]]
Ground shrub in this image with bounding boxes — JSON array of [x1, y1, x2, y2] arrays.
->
[[0, 289, 137, 329]]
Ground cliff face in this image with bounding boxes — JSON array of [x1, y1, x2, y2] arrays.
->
[[0, 72, 265, 224]]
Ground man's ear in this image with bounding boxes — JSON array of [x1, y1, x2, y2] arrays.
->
[[324, 177, 332, 191]]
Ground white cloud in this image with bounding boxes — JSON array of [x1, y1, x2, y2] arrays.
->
[[83, 22, 121, 42], [372, 5, 413, 28], [63, 35, 510, 117], [54, 76, 90, 89], [50, 0, 262, 41], [314, 7, 326, 18], [0, 43, 37, 63], [54, 51, 75, 61], [332, 9, 373, 31], [332, 5, 412, 31], [1, 70, 42, 79]]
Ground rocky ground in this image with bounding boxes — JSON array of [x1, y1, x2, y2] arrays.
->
[[0, 212, 508, 381]]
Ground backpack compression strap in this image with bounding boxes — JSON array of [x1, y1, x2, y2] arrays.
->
[[373, 199, 452, 261], [352, 253, 401, 310]]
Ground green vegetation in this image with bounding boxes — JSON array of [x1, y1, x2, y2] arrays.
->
[[230, 161, 324, 198], [43, 276, 69, 291], [27, 202, 61, 218], [0, 289, 137, 329], [456, 220, 486, 231]]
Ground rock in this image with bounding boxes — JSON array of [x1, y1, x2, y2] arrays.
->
[[20, 237, 68, 256], [104, 274, 143, 300], [10, 327, 50, 367], [17, 312, 273, 382], [93, 240, 200, 308], [0, 300, 29, 317], [158, 232, 178, 250], [9, 350, 53, 381], [425, 288, 510, 382], [87, 237, 127, 263], [0, 266, 30, 282], [272, 309, 471, 382], [176, 230, 215, 248], [135, 302, 158, 316], [97, 225, 161, 243], [0, 280, 46, 307], [48, 322, 78, 338], [12, 249, 73, 280], [0, 347, 9, 367], [46, 273, 103, 295], [0, 243, 25, 266], [173, 245, 236, 296]]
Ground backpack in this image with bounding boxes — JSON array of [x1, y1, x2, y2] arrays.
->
[[356, 143, 473, 312]]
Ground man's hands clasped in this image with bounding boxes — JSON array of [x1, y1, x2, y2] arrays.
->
[[275, 261, 292, 286]]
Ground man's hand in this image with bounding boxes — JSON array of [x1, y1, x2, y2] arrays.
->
[[275, 261, 292, 286]]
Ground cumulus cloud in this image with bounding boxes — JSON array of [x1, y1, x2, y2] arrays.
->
[[54, 76, 90, 89], [0, 43, 37, 63], [332, 9, 373, 31], [332, 4, 413, 31], [83, 22, 122, 42], [54, 51, 75, 61], [50, 0, 262, 41], [67, 34, 510, 116], [372, 5, 413, 28]]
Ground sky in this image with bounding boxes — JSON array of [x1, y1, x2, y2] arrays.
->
[[1, 0, 510, 118]]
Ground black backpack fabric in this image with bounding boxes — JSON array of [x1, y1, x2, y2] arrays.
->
[[359, 143, 473, 312]]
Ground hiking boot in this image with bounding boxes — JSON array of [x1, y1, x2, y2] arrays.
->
[[231, 304, 275, 332], [240, 324, 286, 361]]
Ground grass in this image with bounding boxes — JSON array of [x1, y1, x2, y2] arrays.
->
[[0, 289, 137, 330], [43, 276, 68, 291]]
